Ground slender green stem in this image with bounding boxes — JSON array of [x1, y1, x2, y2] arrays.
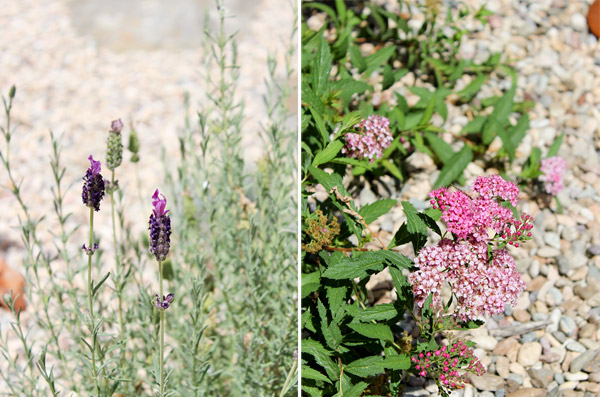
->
[[87, 207, 100, 394], [278, 357, 298, 397], [110, 170, 126, 368], [158, 260, 165, 395]]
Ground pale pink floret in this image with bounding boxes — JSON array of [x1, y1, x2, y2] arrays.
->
[[540, 156, 567, 196], [471, 174, 519, 206], [409, 239, 525, 321], [342, 115, 392, 161]]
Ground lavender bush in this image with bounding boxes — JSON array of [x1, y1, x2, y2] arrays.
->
[[0, 2, 297, 396]]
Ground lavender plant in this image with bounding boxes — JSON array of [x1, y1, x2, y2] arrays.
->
[[0, 1, 297, 395]]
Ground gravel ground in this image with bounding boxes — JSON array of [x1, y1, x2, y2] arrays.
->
[[0, 0, 295, 390], [353, 0, 600, 396]]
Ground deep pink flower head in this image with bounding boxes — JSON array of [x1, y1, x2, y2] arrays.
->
[[88, 155, 101, 176], [429, 175, 532, 245], [540, 156, 567, 196], [152, 189, 169, 217]]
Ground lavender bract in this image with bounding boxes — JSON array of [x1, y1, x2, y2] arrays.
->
[[149, 189, 171, 262], [81, 155, 105, 211]]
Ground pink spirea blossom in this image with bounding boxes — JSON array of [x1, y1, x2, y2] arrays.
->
[[409, 239, 525, 321], [412, 341, 485, 391], [429, 176, 533, 244], [341, 115, 392, 161], [540, 156, 567, 196]]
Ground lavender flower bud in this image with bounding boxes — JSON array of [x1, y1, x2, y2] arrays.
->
[[107, 119, 123, 171], [128, 126, 140, 163], [82, 155, 105, 211], [149, 189, 171, 262]]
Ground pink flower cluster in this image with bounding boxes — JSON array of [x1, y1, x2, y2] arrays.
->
[[429, 176, 533, 246], [540, 156, 567, 196], [341, 115, 392, 161], [409, 239, 525, 321], [411, 340, 485, 390]]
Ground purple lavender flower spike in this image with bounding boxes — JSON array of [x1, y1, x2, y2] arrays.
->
[[110, 119, 123, 133], [153, 293, 175, 310], [82, 243, 99, 255], [149, 189, 171, 262], [82, 155, 105, 211]]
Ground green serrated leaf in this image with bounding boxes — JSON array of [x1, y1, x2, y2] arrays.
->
[[347, 303, 399, 322], [547, 132, 564, 157], [401, 201, 427, 235], [302, 339, 339, 380], [364, 45, 396, 76], [434, 145, 473, 187], [359, 199, 397, 224], [482, 85, 515, 144], [457, 74, 488, 102], [462, 116, 487, 134], [349, 45, 367, 73], [344, 356, 385, 377], [347, 323, 393, 342], [333, 381, 369, 397], [381, 159, 404, 181], [382, 354, 411, 370], [322, 251, 385, 280], [302, 271, 321, 299], [302, 365, 332, 384], [313, 36, 333, 97], [312, 140, 343, 167], [424, 131, 455, 164]]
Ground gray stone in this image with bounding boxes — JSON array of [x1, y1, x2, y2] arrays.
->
[[518, 342, 543, 367], [582, 350, 600, 373], [552, 331, 567, 343], [554, 372, 565, 384], [507, 373, 524, 385], [528, 367, 554, 388], [564, 339, 586, 353], [538, 247, 561, 258], [546, 287, 563, 306], [557, 256, 571, 276], [559, 316, 577, 337], [588, 264, 600, 282], [522, 332, 537, 343], [587, 245, 600, 256], [564, 372, 588, 381], [562, 226, 579, 241], [496, 389, 506, 397], [529, 259, 540, 278], [544, 232, 561, 250], [574, 284, 596, 300], [468, 373, 504, 391]]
